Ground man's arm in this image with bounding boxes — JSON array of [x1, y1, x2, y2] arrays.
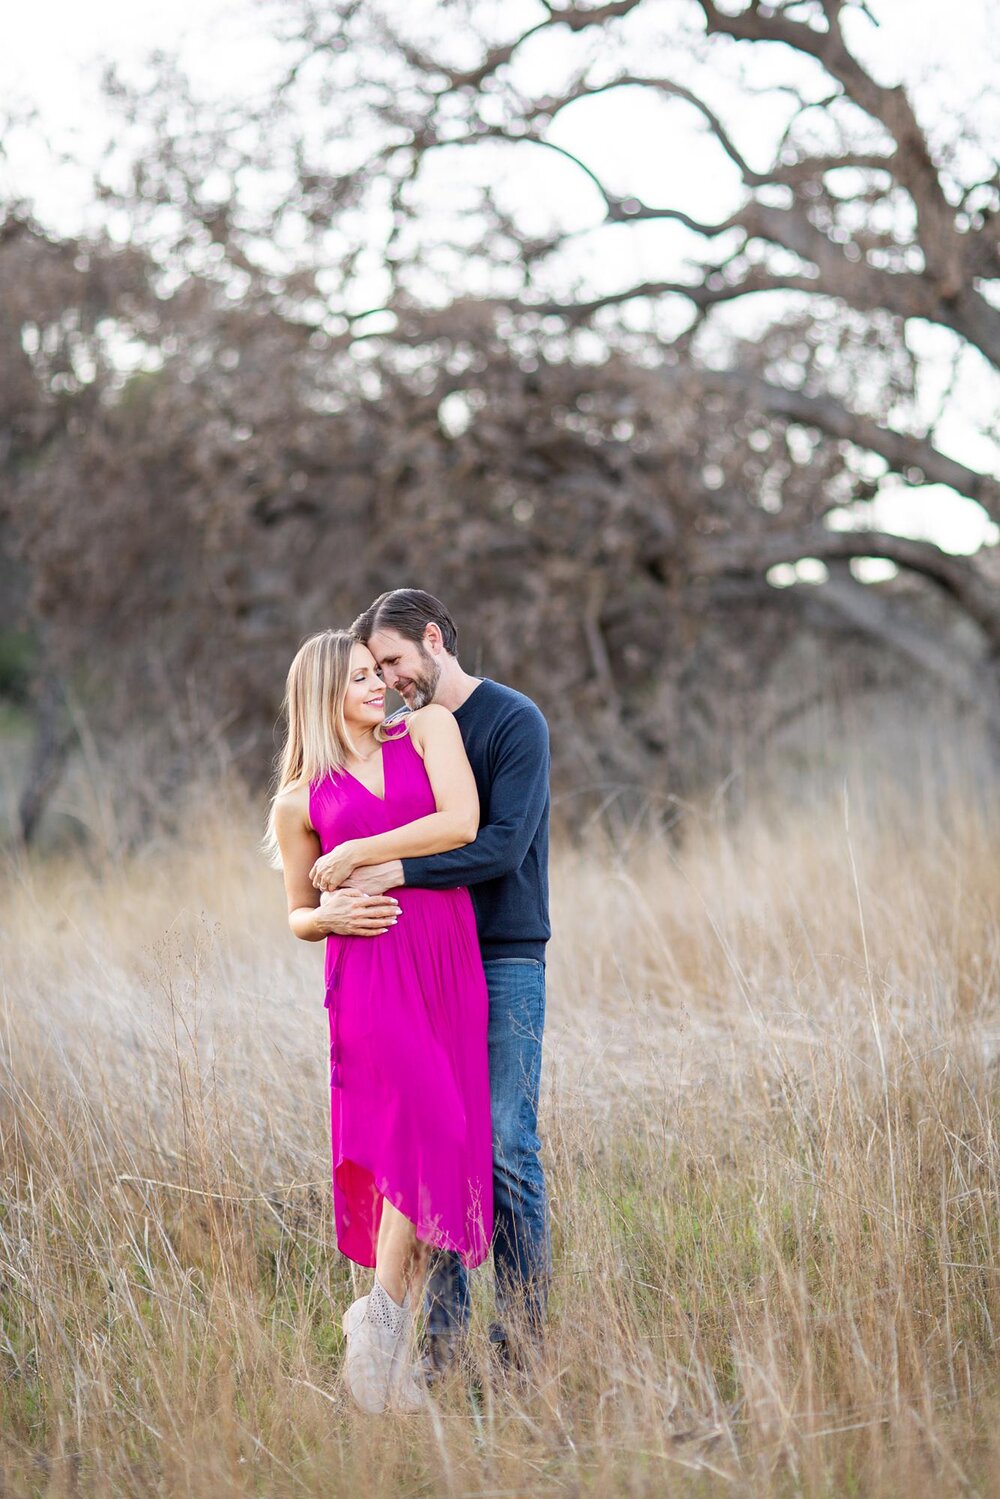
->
[[399, 705, 549, 890], [308, 706, 478, 891]]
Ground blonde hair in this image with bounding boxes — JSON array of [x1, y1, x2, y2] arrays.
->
[[261, 628, 399, 867]]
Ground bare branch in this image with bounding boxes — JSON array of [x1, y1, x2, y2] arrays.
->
[[698, 524, 1000, 653], [532, 72, 760, 183], [507, 267, 825, 321], [689, 369, 1000, 519], [771, 567, 1000, 731], [547, 0, 646, 30], [696, 0, 966, 293]]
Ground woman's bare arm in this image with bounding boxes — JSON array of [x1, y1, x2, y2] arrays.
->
[[309, 707, 478, 890], [274, 786, 328, 941]]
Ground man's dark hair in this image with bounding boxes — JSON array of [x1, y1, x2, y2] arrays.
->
[[352, 588, 459, 655]]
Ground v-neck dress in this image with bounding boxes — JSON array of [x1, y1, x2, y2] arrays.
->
[[308, 727, 493, 1268]]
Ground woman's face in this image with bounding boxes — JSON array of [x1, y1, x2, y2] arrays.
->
[[341, 643, 386, 734]]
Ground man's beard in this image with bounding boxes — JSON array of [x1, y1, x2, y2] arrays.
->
[[408, 648, 442, 709]]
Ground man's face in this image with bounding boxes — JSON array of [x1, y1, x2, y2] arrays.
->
[[367, 627, 442, 709]]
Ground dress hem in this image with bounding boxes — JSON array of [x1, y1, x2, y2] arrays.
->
[[333, 1155, 492, 1271]]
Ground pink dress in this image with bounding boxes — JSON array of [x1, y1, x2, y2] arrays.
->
[[309, 728, 493, 1268]]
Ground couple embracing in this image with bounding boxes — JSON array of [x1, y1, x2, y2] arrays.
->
[[265, 589, 551, 1413]]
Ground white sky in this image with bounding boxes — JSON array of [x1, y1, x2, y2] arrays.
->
[[3, 0, 999, 556]]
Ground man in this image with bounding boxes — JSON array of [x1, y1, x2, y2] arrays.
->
[[316, 588, 551, 1376]]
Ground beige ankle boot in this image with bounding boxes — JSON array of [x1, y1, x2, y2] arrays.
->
[[342, 1294, 396, 1413], [342, 1279, 427, 1415]]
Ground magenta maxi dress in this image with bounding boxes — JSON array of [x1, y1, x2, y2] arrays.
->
[[309, 727, 493, 1268]]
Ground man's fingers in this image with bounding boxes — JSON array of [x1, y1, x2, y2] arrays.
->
[[342, 894, 400, 915], [317, 890, 399, 920]]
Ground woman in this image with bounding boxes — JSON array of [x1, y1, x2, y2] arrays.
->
[[264, 629, 493, 1414]]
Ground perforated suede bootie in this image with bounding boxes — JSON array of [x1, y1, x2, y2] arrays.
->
[[342, 1278, 426, 1415]]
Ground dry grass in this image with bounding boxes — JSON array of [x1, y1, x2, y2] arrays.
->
[[1, 730, 999, 1497]]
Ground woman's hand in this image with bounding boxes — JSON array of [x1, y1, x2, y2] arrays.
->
[[310, 841, 362, 892]]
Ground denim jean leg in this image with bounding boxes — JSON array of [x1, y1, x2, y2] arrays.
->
[[485, 957, 551, 1346], [423, 1247, 470, 1341]]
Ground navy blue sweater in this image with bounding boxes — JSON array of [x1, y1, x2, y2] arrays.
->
[[401, 679, 551, 961]]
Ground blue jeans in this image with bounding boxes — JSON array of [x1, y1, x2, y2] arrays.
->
[[425, 956, 551, 1347]]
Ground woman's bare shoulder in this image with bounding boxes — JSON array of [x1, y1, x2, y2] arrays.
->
[[274, 781, 311, 826], [407, 703, 458, 741], [408, 702, 454, 726]]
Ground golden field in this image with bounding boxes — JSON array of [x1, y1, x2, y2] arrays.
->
[[1, 721, 999, 1497]]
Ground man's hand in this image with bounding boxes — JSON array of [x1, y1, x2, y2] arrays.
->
[[316, 887, 400, 936], [348, 861, 405, 896]]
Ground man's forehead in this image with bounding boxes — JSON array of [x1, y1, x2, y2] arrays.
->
[[366, 628, 409, 661]]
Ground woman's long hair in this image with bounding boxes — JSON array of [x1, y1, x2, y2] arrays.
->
[[262, 629, 395, 868]]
